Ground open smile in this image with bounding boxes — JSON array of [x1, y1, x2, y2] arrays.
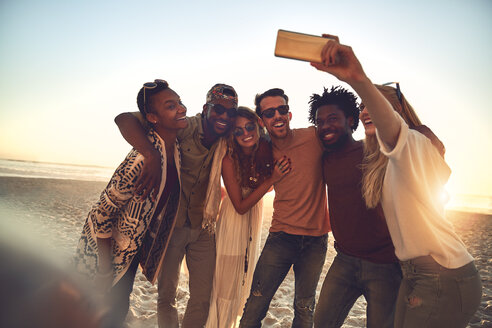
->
[[362, 118, 373, 126], [242, 135, 254, 142], [272, 120, 286, 128], [215, 120, 228, 129], [322, 132, 336, 141]]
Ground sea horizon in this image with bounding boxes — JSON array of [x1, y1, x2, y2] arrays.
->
[[0, 158, 114, 182], [1, 158, 491, 215]]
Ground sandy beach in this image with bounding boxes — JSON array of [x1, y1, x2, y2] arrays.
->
[[0, 176, 490, 327]]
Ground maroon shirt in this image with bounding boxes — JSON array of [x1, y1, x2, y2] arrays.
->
[[323, 140, 397, 264]]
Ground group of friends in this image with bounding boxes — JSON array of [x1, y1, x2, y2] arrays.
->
[[73, 38, 482, 328]]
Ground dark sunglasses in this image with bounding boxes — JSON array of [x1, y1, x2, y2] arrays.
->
[[143, 79, 168, 113], [382, 82, 402, 104], [261, 105, 289, 118], [233, 122, 256, 137], [208, 103, 238, 117]]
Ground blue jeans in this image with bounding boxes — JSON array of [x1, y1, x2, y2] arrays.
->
[[240, 231, 328, 328], [314, 251, 402, 328], [395, 256, 482, 328]]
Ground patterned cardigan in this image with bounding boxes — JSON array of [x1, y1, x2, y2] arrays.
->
[[74, 129, 181, 285]]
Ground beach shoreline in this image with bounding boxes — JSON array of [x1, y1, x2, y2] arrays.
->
[[0, 176, 490, 327]]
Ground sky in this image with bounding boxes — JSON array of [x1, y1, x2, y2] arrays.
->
[[1, 0, 491, 198]]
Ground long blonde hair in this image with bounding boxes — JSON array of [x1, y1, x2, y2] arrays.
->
[[361, 84, 422, 208]]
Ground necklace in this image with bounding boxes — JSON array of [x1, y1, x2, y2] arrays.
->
[[247, 161, 259, 188]]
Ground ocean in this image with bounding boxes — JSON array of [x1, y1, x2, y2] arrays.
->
[[0, 158, 114, 182], [0, 158, 491, 215]]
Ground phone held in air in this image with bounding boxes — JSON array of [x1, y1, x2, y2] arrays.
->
[[274, 29, 334, 63]]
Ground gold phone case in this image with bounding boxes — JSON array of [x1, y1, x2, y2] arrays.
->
[[274, 29, 331, 63]]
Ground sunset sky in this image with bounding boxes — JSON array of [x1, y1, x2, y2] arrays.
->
[[1, 0, 491, 197]]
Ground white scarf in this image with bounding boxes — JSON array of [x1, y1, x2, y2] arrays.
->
[[202, 138, 227, 233]]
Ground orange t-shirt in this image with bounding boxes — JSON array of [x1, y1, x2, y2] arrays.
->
[[270, 127, 330, 236]]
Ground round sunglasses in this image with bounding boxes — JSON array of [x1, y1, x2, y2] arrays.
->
[[233, 122, 256, 137]]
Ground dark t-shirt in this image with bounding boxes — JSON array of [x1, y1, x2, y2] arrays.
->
[[323, 140, 397, 264]]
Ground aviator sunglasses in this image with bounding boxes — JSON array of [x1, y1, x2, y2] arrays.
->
[[143, 79, 168, 113], [208, 103, 238, 118], [261, 105, 289, 118], [233, 122, 256, 137]]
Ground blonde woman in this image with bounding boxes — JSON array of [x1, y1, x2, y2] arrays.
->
[[311, 40, 482, 327], [206, 107, 290, 328]]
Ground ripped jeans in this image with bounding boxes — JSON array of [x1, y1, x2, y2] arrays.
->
[[395, 256, 482, 328], [239, 231, 328, 328]]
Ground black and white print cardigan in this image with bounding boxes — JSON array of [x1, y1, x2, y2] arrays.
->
[[73, 129, 181, 285]]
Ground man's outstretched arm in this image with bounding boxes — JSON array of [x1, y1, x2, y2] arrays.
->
[[114, 112, 161, 199]]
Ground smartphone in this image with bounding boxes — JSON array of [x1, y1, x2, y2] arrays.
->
[[274, 29, 333, 63]]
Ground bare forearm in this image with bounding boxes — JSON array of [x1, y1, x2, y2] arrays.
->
[[350, 78, 401, 147], [312, 40, 401, 148], [223, 156, 289, 215], [114, 112, 156, 157], [232, 178, 274, 215]]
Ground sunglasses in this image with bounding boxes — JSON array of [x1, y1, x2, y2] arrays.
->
[[260, 105, 289, 118], [233, 122, 256, 137], [359, 103, 365, 113], [143, 79, 168, 113], [382, 82, 402, 104], [208, 103, 238, 118]]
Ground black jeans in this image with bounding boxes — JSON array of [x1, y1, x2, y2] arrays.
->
[[102, 252, 140, 328]]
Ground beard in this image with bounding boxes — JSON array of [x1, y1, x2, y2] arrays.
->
[[323, 131, 350, 151], [206, 118, 229, 137]]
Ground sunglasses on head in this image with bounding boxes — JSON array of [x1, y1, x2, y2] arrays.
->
[[261, 105, 289, 118], [359, 103, 365, 113], [143, 79, 168, 113], [208, 103, 238, 118], [382, 82, 402, 104], [233, 122, 256, 137]]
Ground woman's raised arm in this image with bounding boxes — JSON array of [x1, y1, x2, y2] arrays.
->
[[311, 40, 401, 149]]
